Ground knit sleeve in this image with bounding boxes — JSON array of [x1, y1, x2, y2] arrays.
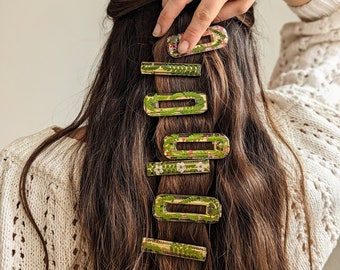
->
[[265, 1, 340, 269], [0, 149, 47, 269], [269, 0, 340, 112], [289, 0, 340, 22]]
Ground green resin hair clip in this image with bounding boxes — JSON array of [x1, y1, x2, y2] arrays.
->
[[167, 25, 228, 58], [163, 133, 230, 160], [142, 238, 207, 262], [143, 92, 207, 117], [147, 160, 210, 176], [153, 194, 222, 223], [141, 62, 201, 76]]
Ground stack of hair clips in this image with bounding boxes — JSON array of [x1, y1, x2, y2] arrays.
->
[[141, 25, 229, 262]]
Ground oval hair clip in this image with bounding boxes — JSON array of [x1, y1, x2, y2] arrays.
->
[[142, 237, 207, 262], [141, 62, 201, 76], [163, 133, 230, 160], [153, 194, 222, 223], [147, 160, 210, 176], [144, 92, 207, 117], [167, 25, 228, 58]]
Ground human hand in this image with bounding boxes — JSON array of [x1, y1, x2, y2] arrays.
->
[[153, 0, 255, 54]]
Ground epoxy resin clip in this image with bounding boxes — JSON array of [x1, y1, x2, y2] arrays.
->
[[144, 92, 207, 117], [154, 194, 222, 223], [142, 238, 207, 262], [163, 133, 230, 160], [167, 25, 228, 58], [141, 62, 201, 76], [147, 160, 210, 176]]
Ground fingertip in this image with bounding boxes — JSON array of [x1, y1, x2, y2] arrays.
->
[[178, 40, 190, 54], [152, 24, 162, 37]]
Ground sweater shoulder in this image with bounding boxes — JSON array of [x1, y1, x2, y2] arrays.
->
[[1, 127, 57, 161], [0, 127, 85, 188], [0, 127, 87, 269]]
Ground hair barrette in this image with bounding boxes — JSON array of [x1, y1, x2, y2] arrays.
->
[[163, 133, 230, 160], [142, 238, 207, 262], [147, 160, 210, 176], [144, 91, 207, 117], [167, 25, 228, 58], [153, 194, 222, 223], [141, 62, 201, 76]]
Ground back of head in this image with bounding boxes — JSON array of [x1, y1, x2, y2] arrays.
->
[[42, 1, 290, 269]]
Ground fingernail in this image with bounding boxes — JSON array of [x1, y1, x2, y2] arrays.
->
[[152, 24, 161, 37], [178, 40, 189, 53]]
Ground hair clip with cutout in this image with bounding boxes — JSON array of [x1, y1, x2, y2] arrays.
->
[[163, 133, 230, 160], [153, 194, 222, 223], [144, 91, 207, 117], [167, 25, 228, 58]]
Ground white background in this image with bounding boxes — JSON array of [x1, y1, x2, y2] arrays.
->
[[0, 0, 338, 268]]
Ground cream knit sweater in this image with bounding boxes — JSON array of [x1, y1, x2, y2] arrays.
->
[[1, 1, 339, 269]]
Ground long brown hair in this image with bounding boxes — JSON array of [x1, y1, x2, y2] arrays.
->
[[20, 0, 299, 269]]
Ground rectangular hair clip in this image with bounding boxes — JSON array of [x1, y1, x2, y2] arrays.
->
[[142, 238, 207, 262], [144, 91, 207, 117], [147, 160, 210, 176], [141, 62, 201, 76], [167, 25, 228, 58], [153, 194, 222, 223], [163, 133, 230, 160]]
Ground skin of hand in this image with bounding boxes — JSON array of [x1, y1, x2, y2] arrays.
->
[[153, 0, 255, 54]]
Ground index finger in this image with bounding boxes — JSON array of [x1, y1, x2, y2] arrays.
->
[[178, 0, 227, 53], [153, 0, 192, 37]]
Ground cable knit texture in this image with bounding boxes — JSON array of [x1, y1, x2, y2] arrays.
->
[[1, 0, 339, 269]]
